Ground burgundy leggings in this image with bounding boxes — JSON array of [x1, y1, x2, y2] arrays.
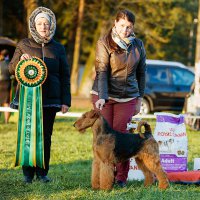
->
[[92, 94, 138, 182]]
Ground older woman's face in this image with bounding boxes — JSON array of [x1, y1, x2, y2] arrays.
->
[[114, 18, 133, 39], [35, 18, 50, 38]]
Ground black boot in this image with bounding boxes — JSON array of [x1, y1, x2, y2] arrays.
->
[[24, 176, 33, 184], [36, 175, 51, 183]]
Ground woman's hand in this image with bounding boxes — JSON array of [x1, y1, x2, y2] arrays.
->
[[61, 105, 69, 114], [135, 98, 143, 115], [20, 53, 32, 60], [95, 99, 105, 110]]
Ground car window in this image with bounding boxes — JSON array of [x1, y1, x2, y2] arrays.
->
[[170, 68, 194, 86], [147, 66, 168, 84]]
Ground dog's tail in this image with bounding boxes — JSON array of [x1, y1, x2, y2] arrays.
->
[[137, 121, 152, 139]]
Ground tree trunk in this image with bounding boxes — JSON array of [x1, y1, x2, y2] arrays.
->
[[23, 0, 39, 37], [78, 21, 104, 97], [78, 0, 108, 97], [71, 0, 85, 95]]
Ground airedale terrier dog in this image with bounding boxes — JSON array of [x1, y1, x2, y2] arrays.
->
[[74, 110, 169, 190]]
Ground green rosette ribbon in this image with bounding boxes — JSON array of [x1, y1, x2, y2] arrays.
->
[[15, 57, 47, 168]]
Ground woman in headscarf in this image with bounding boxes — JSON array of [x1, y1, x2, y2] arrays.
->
[[9, 7, 71, 183]]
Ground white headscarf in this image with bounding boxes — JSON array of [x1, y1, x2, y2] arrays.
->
[[34, 13, 51, 23], [29, 7, 56, 44]]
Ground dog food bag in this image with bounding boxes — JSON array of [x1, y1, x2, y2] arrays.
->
[[154, 112, 188, 172]]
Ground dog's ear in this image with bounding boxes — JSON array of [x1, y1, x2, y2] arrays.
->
[[88, 109, 100, 118]]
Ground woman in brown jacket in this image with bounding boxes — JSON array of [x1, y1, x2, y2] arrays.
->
[[91, 9, 146, 187], [9, 7, 71, 183]]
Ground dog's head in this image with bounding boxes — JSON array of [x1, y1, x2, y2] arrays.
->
[[74, 110, 100, 133]]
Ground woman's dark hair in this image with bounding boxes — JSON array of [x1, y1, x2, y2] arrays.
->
[[106, 10, 135, 52], [115, 9, 135, 24]]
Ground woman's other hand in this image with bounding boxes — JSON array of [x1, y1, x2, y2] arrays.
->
[[61, 105, 69, 114], [20, 54, 32, 60], [95, 99, 105, 110], [135, 98, 143, 115]]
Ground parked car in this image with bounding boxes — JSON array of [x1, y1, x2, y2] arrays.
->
[[140, 60, 194, 114], [0, 36, 16, 57]]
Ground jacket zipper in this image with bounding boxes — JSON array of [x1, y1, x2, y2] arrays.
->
[[124, 43, 132, 95], [125, 49, 129, 94], [42, 43, 44, 61]]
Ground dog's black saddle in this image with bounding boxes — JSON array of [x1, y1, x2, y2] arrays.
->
[[102, 118, 152, 162]]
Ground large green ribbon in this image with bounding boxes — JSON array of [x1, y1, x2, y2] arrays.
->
[[15, 57, 47, 168]]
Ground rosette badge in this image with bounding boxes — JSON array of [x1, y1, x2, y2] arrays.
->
[[15, 56, 47, 168], [15, 57, 47, 87]]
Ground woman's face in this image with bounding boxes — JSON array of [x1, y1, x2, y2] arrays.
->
[[35, 18, 50, 38], [114, 18, 133, 39]]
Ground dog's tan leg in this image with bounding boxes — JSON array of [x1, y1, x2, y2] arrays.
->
[[138, 139, 169, 189], [91, 157, 100, 189], [141, 154, 169, 189], [135, 157, 154, 187], [99, 161, 115, 190], [153, 160, 169, 189], [94, 135, 115, 190]]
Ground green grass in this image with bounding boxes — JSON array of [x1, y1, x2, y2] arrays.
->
[[0, 114, 200, 200]]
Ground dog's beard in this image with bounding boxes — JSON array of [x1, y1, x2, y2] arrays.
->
[[76, 123, 94, 133], [79, 128, 86, 133]]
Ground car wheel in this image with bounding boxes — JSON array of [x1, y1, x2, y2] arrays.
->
[[140, 99, 150, 114]]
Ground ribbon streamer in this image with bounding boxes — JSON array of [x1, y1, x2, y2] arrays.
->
[[15, 57, 47, 168]]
